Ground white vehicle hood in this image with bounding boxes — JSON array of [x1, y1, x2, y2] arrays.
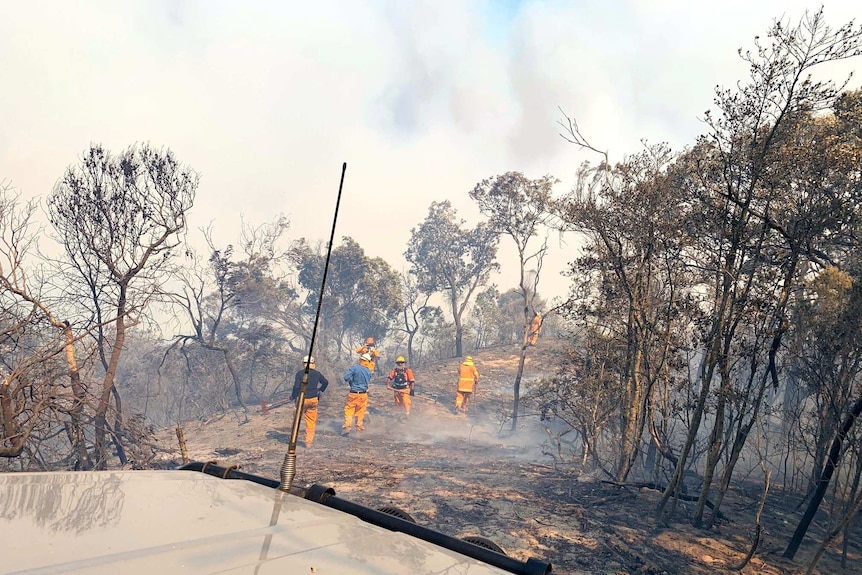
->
[[0, 470, 513, 574]]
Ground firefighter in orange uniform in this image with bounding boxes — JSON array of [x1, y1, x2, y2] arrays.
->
[[290, 355, 329, 447], [358, 350, 376, 373], [528, 312, 543, 346], [342, 353, 373, 435], [387, 356, 415, 416], [455, 356, 480, 413], [355, 336, 381, 373]]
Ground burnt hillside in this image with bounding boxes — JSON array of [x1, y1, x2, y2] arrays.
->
[[152, 338, 859, 575]]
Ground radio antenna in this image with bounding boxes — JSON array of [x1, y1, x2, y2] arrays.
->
[[279, 162, 347, 492]]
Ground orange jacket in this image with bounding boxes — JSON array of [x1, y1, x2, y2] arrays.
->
[[529, 314, 542, 336], [457, 363, 480, 392]]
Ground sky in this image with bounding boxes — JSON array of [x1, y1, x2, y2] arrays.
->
[[1, 0, 860, 305]]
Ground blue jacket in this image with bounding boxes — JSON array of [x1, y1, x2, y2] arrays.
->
[[344, 364, 372, 393], [291, 369, 329, 401]]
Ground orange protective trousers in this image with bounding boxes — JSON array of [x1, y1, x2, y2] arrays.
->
[[528, 315, 542, 345], [299, 397, 319, 444], [393, 388, 411, 414], [455, 391, 473, 412], [343, 392, 368, 430]]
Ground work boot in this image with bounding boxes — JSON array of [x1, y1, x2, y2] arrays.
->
[[357, 424, 366, 431], [341, 427, 350, 436]]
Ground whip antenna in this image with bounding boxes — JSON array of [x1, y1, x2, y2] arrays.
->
[[279, 162, 347, 492]]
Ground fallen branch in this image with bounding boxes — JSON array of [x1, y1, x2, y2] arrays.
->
[[593, 492, 637, 507], [600, 480, 725, 519], [729, 467, 770, 571], [262, 397, 294, 411]]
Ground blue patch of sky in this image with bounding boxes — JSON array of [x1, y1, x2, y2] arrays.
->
[[483, 0, 526, 45]]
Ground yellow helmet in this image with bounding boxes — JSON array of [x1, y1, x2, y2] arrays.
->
[[396, 356, 406, 363], [465, 356, 473, 362]]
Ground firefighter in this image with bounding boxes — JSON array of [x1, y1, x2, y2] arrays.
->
[[342, 352, 372, 435], [528, 312, 543, 346], [355, 336, 381, 373], [387, 356, 415, 416], [290, 356, 329, 447], [455, 356, 480, 414], [358, 350, 376, 373]]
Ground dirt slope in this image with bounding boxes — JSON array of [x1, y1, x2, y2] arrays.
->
[[152, 339, 860, 575]]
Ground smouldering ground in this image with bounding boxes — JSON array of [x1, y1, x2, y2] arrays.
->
[[152, 341, 861, 575]]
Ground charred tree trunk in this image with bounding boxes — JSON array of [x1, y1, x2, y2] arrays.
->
[[0, 376, 27, 457], [407, 329, 416, 367], [510, 303, 532, 432], [0, 283, 90, 466], [694, 365, 731, 527], [784, 396, 862, 559], [450, 292, 464, 358], [111, 385, 127, 466], [63, 321, 91, 470], [804, 488, 862, 575], [201, 342, 247, 413], [222, 349, 247, 413], [706, 376, 768, 528], [618, 341, 652, 482], [510, 344, 527, 432], [656, 338, 721, 522], [617, 304, 642, 481], [840, 449, 862, 568], [704, 315, 778, 528], [693, 404, 726, 526], [94, 292, 129, 470]]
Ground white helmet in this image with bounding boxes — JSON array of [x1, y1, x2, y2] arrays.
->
[[360, 353, 372, 362], [303, 355, 314, 365]]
